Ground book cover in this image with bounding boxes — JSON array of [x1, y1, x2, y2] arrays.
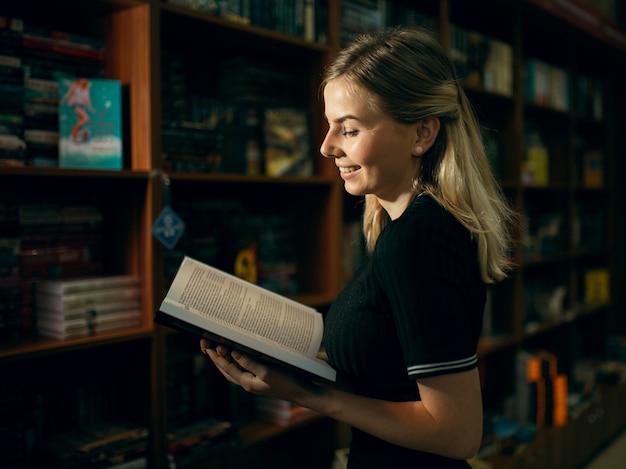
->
[[155, 256, 336, 382], [263, 107, 312, 177], [584, 268, 610, 304], [36, 274, 139, 296], [525, 58, 551, 107], [58, 78, 123, 169], [582, 150, 604, 188]]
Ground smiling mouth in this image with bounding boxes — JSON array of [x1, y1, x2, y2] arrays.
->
[[339, 166, 361, 173]]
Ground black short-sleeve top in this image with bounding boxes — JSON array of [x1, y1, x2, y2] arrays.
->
[[324, 194, 486, 402]]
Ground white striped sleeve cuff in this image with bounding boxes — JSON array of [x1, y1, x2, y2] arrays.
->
[[407, 354, 478, 379]]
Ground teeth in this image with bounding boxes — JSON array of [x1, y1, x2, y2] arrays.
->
[[339, 167, 359, 173]]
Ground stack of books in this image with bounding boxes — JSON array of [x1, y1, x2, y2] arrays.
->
[[21, 22, 106, 167], [39, 421, 148, 468], [166, 418, 240, 468], [515, 349, 568, 429], [35, 274, 141, 340]]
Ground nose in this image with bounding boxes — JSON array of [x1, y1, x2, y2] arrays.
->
[[320, 130, 339, 159]]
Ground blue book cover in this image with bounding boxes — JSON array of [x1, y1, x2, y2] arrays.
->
[[58, 78, 123, 169]]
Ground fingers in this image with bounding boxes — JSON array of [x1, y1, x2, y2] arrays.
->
[[199, 339, 233, 358], [199, 338, 216, 353], [202, 345, 269, 394], [204, 347, 240, 386]]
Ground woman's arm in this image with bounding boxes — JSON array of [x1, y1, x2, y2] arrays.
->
[[202, 341, 483, 460]]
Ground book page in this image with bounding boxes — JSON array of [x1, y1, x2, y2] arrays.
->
[[165, 257, 323, 358]]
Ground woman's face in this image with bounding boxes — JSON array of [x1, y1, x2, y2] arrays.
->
[[321, 78, 420, 208]]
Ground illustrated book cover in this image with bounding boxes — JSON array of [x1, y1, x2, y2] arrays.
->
[[58, 78, 123, 169]]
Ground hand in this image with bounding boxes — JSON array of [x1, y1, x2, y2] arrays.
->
[[200, 338, 270, 394]]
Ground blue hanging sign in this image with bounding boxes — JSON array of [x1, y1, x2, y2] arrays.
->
[[152, 205, 185, 249]]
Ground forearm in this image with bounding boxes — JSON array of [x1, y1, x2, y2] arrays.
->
[[203, 342, 482, 460], [297, 370, 483, 460]]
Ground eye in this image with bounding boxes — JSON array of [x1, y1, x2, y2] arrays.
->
[[342, 130, 359, 137]]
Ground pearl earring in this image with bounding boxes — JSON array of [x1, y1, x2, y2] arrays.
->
[[414, 146, 424, 156]]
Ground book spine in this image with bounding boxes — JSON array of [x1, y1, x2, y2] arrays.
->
[[22, 36, 105, 61]]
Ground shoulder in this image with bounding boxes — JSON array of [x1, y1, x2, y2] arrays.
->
[[385, 194, 468, 246], [375, 194, 478, 278]]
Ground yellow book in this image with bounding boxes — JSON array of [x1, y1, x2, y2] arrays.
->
[[526, 145, 549, 186], [585, 268, 610, 304]]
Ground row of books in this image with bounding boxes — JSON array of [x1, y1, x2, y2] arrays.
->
[[474, 350, 569, 462], [515, 349, 568, 429], [475, 355, 626, 464], [521, 265, 609, 329], [161, 52, 312, 176], [522, 134, 607, 189], [166, 418, 240, 468], [340, 0, 439, 46], [449, 24, 513, 97], [573, 201, 606, 250], [162, 104, 311, 177], [165, 0, 327, 43], [0, 201, 107, 340], [38, 422, 148, 469], [521, 209, 565, 262], [165, 333, 256, 426], [583, 268, 610, 305], [525, 58, 605, 120], [0, 376, 148, 468], [0, 16, 123, 169], [340, 2, 605, 114], [523, 279, 567, 327], [582, 0, 625, 27], [606, 335, 626, 364], [521, 125, 549, 187], [164, 338, 310, 465], [525, 58, 571, 112], [163, 200, 299, 297], [522, 123, 607, 189], [578, 149, 605, 188], [577, 74, 605, 121]]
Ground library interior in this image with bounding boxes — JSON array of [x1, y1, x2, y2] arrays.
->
[[0, 1, 625, 468]]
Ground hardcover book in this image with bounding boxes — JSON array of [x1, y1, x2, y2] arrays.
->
[[36, 274, 139, 295], [155, 256, 336, 382], [58, 78, 123, 169], [263, 107, 312, 177]]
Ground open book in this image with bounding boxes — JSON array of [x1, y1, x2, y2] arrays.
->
[[155, 256, 336, 382]]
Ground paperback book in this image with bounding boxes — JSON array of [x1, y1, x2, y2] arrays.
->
[[37, 307, 141, 340], [36, 285, 140, 312], [58, 78, 123, 169], [155, 256, 336, 382]]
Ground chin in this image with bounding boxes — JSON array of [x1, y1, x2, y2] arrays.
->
[[343, 183, 366, 197]]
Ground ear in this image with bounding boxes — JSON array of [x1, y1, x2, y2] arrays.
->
[[412, 117, 441, 156]]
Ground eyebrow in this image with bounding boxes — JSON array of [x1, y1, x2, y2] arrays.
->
[[330, 114, 359, 124]]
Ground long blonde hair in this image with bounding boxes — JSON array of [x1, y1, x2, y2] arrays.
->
[[322, 27, 516, 283]]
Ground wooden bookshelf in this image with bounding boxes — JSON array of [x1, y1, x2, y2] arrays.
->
[[0, 1, 624, 468]]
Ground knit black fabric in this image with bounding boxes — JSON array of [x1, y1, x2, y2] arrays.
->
[[323, 194, 485, 468]]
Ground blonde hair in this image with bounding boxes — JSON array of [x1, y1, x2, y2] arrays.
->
[[322, 27, 517, 283]]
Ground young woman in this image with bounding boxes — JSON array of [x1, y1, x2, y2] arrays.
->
[[202, 27, 516, 468]]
